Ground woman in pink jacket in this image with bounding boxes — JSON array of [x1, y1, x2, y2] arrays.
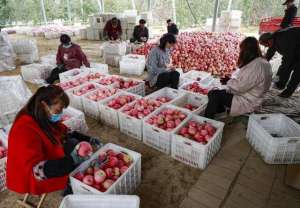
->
[[205, 37, 273, 119]]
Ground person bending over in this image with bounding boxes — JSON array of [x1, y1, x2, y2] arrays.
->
[[204, 37, 273, 119], [146, 33, 179, 89], [46, 34, 90, 84]]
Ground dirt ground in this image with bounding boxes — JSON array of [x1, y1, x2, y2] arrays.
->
[[0, 34, 299, 208]]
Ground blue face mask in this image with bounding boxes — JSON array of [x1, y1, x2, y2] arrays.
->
[[50, 112, 63, 123]]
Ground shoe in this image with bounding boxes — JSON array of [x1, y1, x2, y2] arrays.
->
[[278, 89, 293, 98], [273, 82, 285, 90]]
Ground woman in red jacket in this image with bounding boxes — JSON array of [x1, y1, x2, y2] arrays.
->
[[6, 85, 100, 195]]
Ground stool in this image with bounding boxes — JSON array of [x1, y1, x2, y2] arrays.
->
[[17, 193, 47, 208]]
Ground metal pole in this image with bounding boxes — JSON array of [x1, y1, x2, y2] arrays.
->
[[212, 0, 220, 32], [97, 0, 102, 13], [131, 0, 136, 10], [172, 0, 176, 22], [102, 0, 105, 13], [80, 0, 84, 18], [67, 0, 71, 23], [148, 0, 151, 11], [40, 0, 47, 24], [227, 0, 233, 11]]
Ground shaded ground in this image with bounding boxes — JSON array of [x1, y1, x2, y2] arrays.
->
[[0, 34, 299, 208]]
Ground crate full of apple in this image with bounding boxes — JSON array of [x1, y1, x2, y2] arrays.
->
[[180, 82, 209, 95], [172, 115, 224, 169], [70, 143, 141, 195]]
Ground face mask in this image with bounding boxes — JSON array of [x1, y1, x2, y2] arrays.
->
[[49, 112, 63, 123], [63, 43, 72, 48]]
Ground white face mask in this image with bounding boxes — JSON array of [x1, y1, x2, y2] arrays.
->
[[63, 43, 72, 49]]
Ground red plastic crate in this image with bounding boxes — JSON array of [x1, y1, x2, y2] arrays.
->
[[259, 16, 300, 34]]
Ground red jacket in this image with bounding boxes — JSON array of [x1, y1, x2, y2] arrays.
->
[[6, 113, 69, 195], [56, 43, 90, 70], [104, 20, 122, 40]]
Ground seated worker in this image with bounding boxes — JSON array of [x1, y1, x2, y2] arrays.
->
[[103, 17, 122, 41], [166, 19, 179, 36], [6, 85, 101, 196], [204, 37, 273, 119], [130, 19, 149, 43], [146, 33, 179, 89], [46, 34, 90, 84]]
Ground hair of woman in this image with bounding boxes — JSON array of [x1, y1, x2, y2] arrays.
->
[[237, 37, 262, 68], [159, 33, 177, 50]]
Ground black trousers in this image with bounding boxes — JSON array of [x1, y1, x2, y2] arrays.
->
[[204, 90, 233, 119], [276, 60, 300, 94], [46, 65, 67, 84], [156, 71, 180, 89]]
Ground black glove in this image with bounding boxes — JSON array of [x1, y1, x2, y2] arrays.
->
[[220, 76, 231, 85], [89, 137, 103, 151]]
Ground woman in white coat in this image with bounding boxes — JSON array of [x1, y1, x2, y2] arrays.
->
[[204, 37, 273, 119]]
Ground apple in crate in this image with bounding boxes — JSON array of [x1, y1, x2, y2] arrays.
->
[[73, 149, 133, 192], [115, 78, 140, 89], [86, 88, 118, 101], [178, 120, 217, 144], [77, 141, 93, 157], [183, 103, 198, 111], [73, 84, 96, 96], [97, 76, 121, 85], [184, 82, 209, 95], [156, 96, 172, 103], [107, 95, 136, 110]]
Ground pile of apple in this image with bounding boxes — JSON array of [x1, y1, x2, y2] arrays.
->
[[183, 82, 209, 95], [155, 96, 172, 103], [107, 95, 136, 110], [183, 104, 198, 111], [0, 140, 7, 159], [146, 108, 187, 131], [83, 73, 106, 81], [115, 78, 140, 90], [133, 32, 242, 76], [58, 78, 87, 90], [72, 84, 97, 96], [122, 98, 162, 119], [73, 149, 133, 192], [86, 88, 118, 102], [96, 76, 121, 86], [178, 120, 217, 144]]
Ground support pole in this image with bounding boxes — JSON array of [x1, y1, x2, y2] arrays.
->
[[227, 0, 233, 11], [172, 0, 176, 23], [148, 0, 151, 11], [40, 0, 47, 24], [67, 0, 71, 23], [102, 0, 105, 13], [97, 0, 102, 13], [131, 0, 136, 10], [212, 0, 220, 32], [80, 0, 84, 18]]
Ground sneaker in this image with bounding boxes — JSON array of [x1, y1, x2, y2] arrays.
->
[[278, 89, 293, 98]]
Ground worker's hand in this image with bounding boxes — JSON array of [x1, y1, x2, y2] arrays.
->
[[70, 145, 91, 165], [220, 75, 231, 85], [89, 137, 103, 151]]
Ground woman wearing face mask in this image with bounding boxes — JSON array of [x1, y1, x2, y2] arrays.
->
[[46, 34, 90, 84], [146, 33, 180, 89], [6, 85, 101, 196], [204, 37, 273, 119]]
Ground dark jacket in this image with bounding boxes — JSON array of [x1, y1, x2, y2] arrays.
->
[[266, 27, 300, 71], [167, 23, 179, 35], [133, 25, 149, 42], [280, 5, 298, 28], [104, 19, 122, 40]]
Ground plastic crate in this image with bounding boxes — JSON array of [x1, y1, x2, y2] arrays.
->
[[99, 92, 141, 128], [259, 17, 300, 34], [59, 195, 140, 208], [145, 87, 185, 104], [82, 87, 119, 120], [0, 130, 8, 192], [59, 68, 88, 82], [0, 110, 18, 128], [171, 115, 224, 169], [120, 54, 146, 76], [170, 92, 208, 115], [103, 41, 127, 56], [142, 105, 190, 154], [116, 78, 145, 97], [246, 114, 300, 164], [179, 81, 211, 97], [83, 63, 109, 75], [21, 63, 53, 84], [182, 70, 211, 82], [70, 143, 141, 195], [67, 83, 101, 111], [62, 107, 88, 133]]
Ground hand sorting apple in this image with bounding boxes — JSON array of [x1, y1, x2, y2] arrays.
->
[[183, 82, 209, 95], [73, 149, 133, 192]]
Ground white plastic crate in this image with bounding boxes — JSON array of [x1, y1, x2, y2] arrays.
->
[[62, 107, 88, 133], [142, 105, 190, 154], [120, 54, 146, 76], [59, 195, 140, 208], [182, 70, 214, 89], [171, 114, 225, 169], [179, 81, 211, 97], [40, 54, 56, 67], [170, 92, 208, 115], [145, 87, 185, 104], [67, 83, 101, 111], [99, 92, 141, 128], [0, 110, 18, 128], [117, 78, 145, 97], [70, 143, 141, 195], [103, 53, 122, 67], [82, 87, 118, 120], [21, 63, 53, 84], [246, 114, 300, 164], [59, 68, 88, 82], [85, 63, 109, 75], [0, 129, 8, 192], [103, 41, 127, 56]]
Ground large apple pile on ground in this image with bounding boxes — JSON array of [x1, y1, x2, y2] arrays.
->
[[146, 108, 187, 131], [133, 32, 242, 77], [0, 140, 7, 159], [178, 120, 217, 144], [73, 149, 133, 192]]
